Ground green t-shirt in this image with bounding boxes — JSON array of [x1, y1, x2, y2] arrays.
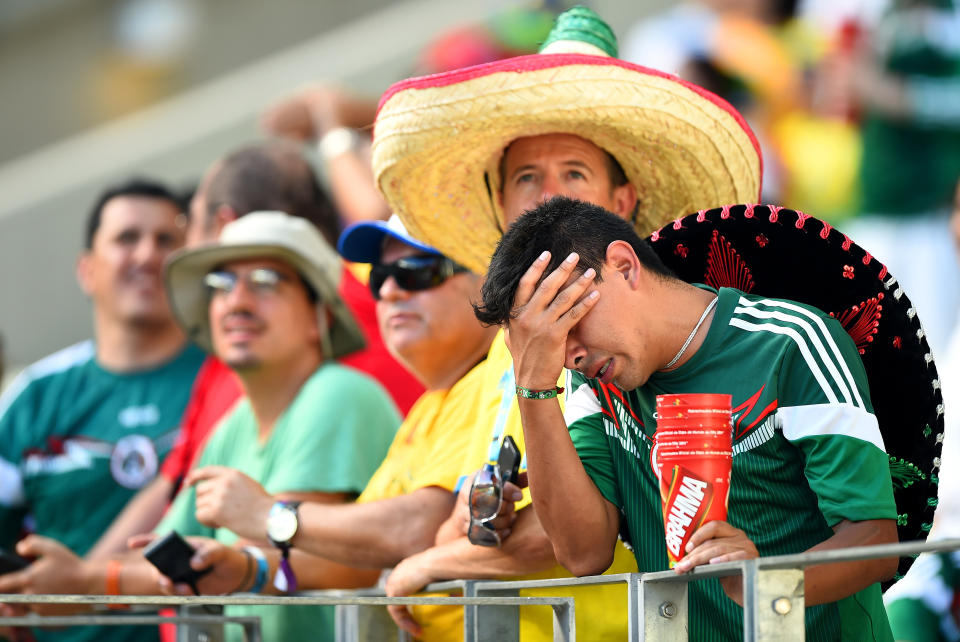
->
[[884, 549, 960, 642], [565, 287, 897, 641], [157, 362, 400, 642], [0, 339, 205, 642]]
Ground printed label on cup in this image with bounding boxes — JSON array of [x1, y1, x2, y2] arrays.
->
[[654, 393, 733, 567]]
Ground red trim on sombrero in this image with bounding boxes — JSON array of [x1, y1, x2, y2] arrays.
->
[[375, 53, 763, 184]]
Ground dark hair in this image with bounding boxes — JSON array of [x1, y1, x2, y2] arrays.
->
[[204, 143, 340, 247], [474, 196, 674, 326], [85, 178, 183, 249]]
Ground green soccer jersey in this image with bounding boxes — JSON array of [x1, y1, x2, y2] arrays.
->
[[157, 361, 400, 642], [565, 286, 897, 641], [0, 339, 205, 642]]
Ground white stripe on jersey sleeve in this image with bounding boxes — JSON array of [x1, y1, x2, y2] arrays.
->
[[735, 297, 864, 408], [0, 455, 24, 507], [729, 317, 842, 404], [778, 403, 885, 452], [564, 382, 603, 426], [0, 340, 94, 419]]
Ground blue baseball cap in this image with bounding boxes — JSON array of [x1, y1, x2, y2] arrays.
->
[[337, 215, 443, 264]]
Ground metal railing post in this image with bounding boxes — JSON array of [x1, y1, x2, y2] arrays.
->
[[638, 575, 688, 640], [742, 561, 804, 642], [471, 583, 520, 642], [550, 597, 575, 642], [627, 574, 642, 642], [176, 604, 224, 642]]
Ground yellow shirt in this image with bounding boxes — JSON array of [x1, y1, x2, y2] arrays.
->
[[358, 356, 486, 503], [415, 331, 637, 642]]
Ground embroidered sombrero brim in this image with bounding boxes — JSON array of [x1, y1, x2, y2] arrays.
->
[[373, 53, 763, 274], [646, 204, 944, 582]]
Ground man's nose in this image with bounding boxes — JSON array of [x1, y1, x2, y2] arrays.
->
[[378, 275, 410, 302], [564, 338, 587, 371], [539, 174, 562, 202]]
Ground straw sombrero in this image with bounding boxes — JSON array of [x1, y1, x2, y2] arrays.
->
[[647, 204, 944, 582], [372, 6, 763, 274]]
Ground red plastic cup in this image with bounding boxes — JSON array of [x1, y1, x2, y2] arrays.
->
[[653, 393, 732, 566]]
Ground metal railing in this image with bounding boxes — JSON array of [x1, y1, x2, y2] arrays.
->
[[2, 538, 958, 641]]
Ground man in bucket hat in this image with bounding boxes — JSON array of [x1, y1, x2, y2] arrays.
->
[[0, 211, 400, 642]]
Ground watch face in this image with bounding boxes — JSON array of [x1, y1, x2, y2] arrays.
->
[[267, 503, 298, 543]]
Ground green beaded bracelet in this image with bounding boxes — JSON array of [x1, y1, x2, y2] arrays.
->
[[516, 385, 564, 399]]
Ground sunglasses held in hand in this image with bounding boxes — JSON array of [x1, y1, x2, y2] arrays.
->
[[468, 436, 521, 547], [369, 255, 468, 299]]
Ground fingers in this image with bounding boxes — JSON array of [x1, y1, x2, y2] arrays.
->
[[502, 482, 524, 503], [185, 466, 229, 488], [0, 568, 29, 594], [387, 604, 423, 636], [515, 472, 529, 489], [685, 520, 734, 551], [514, 250, 553, 308], [526, 253, 584, 313], [127, 533, 157, 550]]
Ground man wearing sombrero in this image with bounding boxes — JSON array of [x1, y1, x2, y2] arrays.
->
[[369, 5, 762, 637]]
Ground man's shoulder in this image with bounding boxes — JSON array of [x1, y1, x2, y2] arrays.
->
[[0, 340, 95, 417], [721, 289, 852, 349]]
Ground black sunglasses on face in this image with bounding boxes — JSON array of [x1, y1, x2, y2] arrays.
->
[[369, 255, 468, 300]]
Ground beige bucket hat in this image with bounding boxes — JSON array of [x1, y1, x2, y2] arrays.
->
[[372, 7, 763, 274], [165, 210, 365, 360]]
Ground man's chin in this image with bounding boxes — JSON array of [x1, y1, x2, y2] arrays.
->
[[223, 355, 262, 371]]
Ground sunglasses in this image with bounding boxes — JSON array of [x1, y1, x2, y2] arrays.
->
[[368, 255, 468, 300], [467, 462, 504, 547], [203, 268, 293, 298]]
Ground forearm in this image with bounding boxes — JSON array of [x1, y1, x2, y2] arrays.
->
[[518, 399, 619, 575], [292, 487, 455, 568], [802, 519, 898, 605], [88, 477, 174, 560], [406, 507, 557, 584]]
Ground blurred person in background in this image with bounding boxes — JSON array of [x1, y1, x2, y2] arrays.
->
[[0, 179, 205, 642], [259, 3, 563, 227], [828, 0, 960, 358], [86, 141, 423, 564], [0, 212, 400, 642]]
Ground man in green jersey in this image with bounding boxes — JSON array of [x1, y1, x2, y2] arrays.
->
[[475, 196, 900, 640], [0, 179, 206, 642], [0, 211, 399, 641]]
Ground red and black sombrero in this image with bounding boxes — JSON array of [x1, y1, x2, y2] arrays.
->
[[646, 204, 944, 581]]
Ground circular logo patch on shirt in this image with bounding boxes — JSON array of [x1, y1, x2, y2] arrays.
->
[[110, 435, 158, 489]]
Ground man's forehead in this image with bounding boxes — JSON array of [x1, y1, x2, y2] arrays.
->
[[379, 236, 436, 263], [503, 133, 607, 165], [218, 256, 296, 274]]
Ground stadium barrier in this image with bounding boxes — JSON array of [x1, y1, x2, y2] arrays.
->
[[2, 538, 958, 641]]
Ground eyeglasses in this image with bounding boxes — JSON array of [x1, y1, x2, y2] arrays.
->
[[467, 463, 504, 547], [368, 255, 468, 300], [203, 268, 292, 298]]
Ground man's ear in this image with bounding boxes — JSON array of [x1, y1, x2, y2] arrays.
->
[[213, 205, 239, 236], [605, 240, 641, 287], [610, 183, 638, 221], [75, 252, 94, 297]]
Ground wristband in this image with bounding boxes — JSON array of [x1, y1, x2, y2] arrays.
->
[[105, 559, 129, 610], [516, 385, 564, 399], [244, 546, 269, 594]]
